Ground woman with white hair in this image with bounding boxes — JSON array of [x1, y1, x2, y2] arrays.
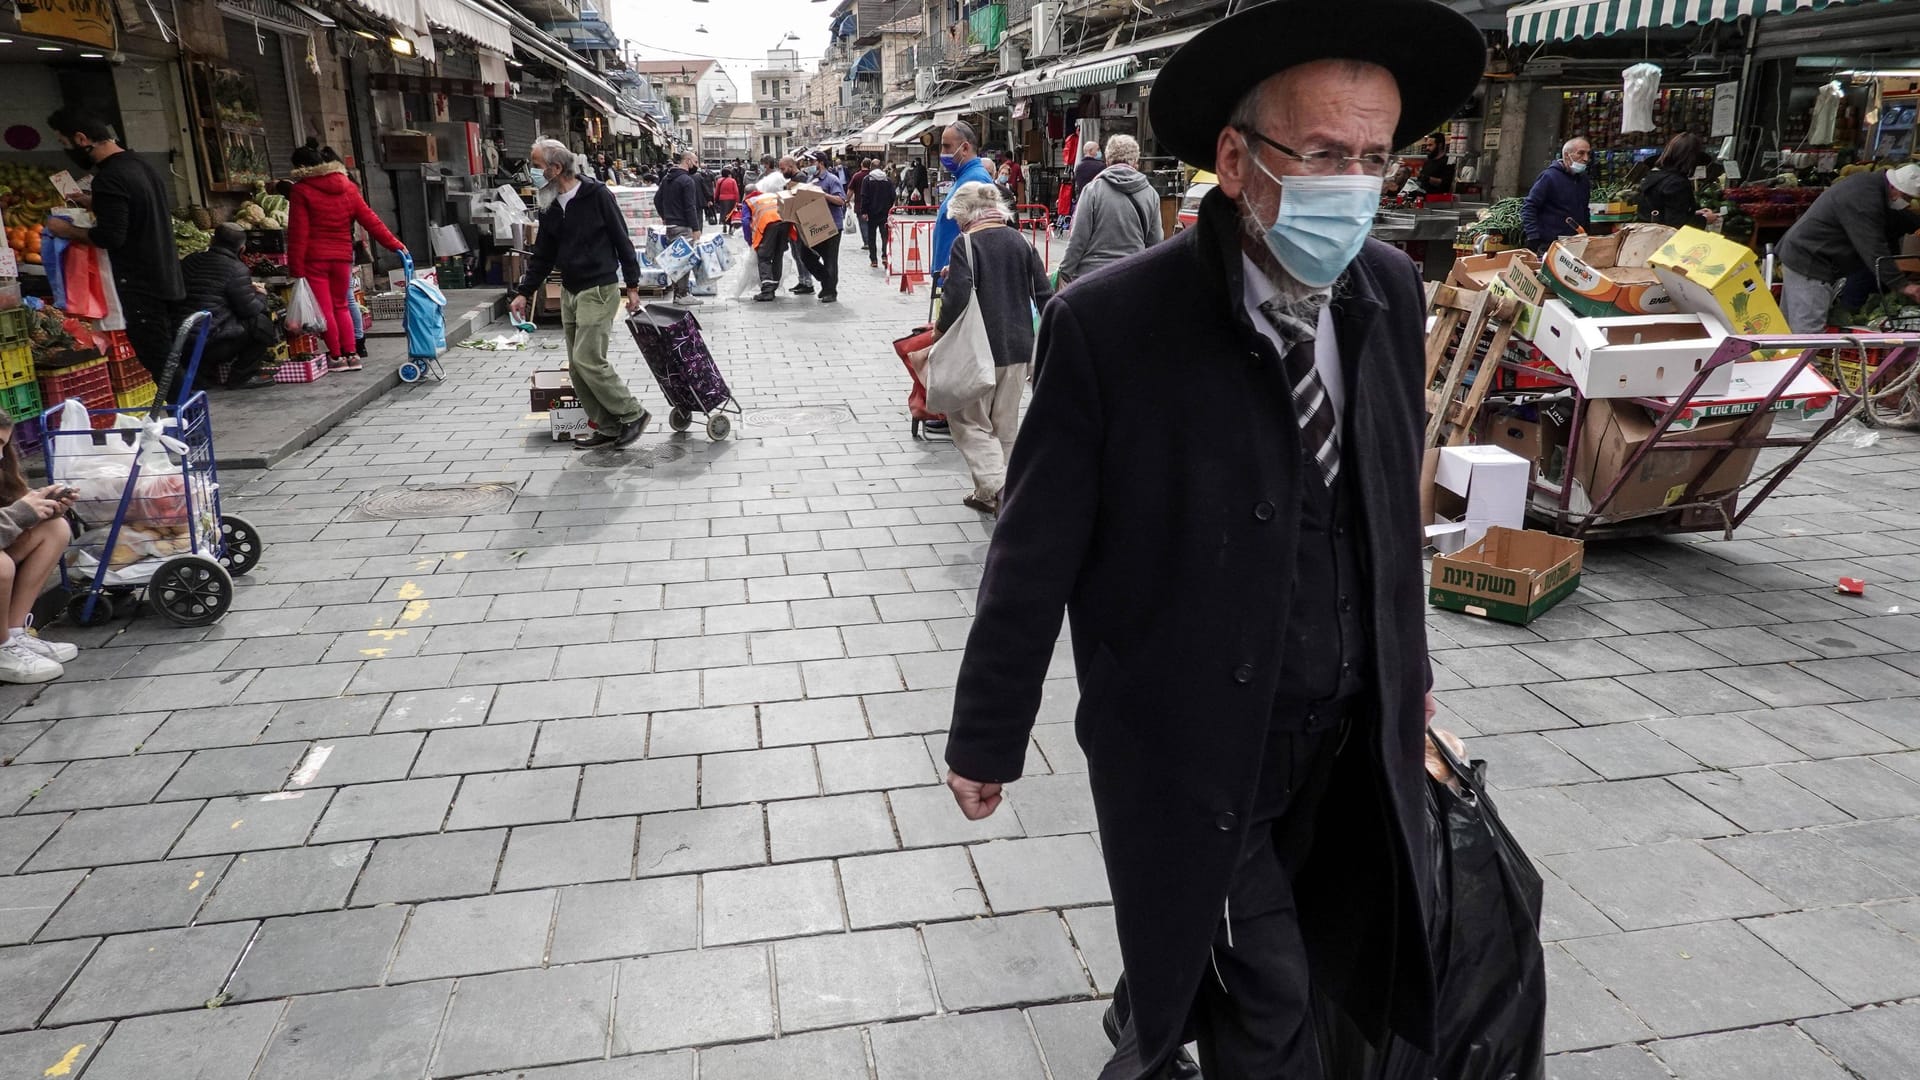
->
[[1057, 133, 1164, 286], [932, 181, 1054, 514]]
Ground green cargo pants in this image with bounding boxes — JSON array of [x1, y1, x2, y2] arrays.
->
[[561, 284, 646, 431]]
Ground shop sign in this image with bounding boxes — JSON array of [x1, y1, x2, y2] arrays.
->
[[17, 0, 117, 48]]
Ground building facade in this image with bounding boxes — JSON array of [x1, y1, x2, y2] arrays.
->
[[750, 50, 809, 159]]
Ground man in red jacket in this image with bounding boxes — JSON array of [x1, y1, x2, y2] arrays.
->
[[286, 140, 407, 370]]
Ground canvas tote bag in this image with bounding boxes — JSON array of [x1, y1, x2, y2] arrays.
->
[[922, 231, 996, 414]]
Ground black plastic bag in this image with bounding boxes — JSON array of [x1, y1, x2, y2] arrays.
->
[[1317, 732, 1548, 1080]]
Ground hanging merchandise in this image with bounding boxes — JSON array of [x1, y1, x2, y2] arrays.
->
[[1621, 64, 1662, 134], [1809, 80, 1845, 146]]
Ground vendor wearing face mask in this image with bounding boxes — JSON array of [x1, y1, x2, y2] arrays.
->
[[1777, 163, 1920, 333], [1520, 137, 1591, 253], [930, 120, 997, 277], [41, 108, 185, 392]]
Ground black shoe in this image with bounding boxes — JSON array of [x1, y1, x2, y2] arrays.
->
[[755, 291, 776, 302], [613, 411, 652, 449], [923, 419, 949, 433], [791, 283, 815, 295], [572, 431, 618, 450], [1102, 1004, 1203, 1079], [819, 293, 837, 303], [229, 373, 277, 390]]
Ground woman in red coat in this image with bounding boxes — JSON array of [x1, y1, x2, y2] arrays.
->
[[714, 172, 740, 235], [287, 140, 405, 370]]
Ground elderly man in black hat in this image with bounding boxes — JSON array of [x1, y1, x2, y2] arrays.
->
[[941, 1, 1485, 1077]]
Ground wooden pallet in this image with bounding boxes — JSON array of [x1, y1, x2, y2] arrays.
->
[[1424, 285, 1520, 449]]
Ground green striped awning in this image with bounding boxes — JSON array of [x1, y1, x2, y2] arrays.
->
[[1507, 0, 1887, 44]]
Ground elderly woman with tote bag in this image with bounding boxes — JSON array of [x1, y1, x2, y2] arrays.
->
[[926, 182, 1054, 515]]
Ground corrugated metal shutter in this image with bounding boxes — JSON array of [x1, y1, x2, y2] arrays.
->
[[498, 99, 539, 161], [223, 18, 298, 178]]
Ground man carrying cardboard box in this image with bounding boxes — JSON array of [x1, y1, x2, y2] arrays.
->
[[1777, 164, 1920, 333], [786, 151, 847, 303]]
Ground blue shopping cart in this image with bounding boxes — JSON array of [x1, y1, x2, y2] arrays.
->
[[397, 251, 448, 383]]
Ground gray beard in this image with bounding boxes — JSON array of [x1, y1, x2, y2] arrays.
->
[[1238, 197, 1339, 324]]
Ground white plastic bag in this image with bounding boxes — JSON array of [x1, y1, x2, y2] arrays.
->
[[286, 278, 328, 335]]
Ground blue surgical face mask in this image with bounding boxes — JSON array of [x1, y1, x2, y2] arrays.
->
[[530, 165, 551, 189], [1246, 151, 1380, 288], [940, 154, 959, 174], [1569, 161, 1588, 174]]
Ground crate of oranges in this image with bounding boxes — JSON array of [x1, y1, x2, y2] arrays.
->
[[3, 225, 43, 268]]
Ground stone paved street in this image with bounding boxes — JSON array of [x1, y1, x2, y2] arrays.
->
[[2, 231, 1920, 1079]]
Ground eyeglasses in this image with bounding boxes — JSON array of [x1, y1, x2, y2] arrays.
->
[[1237, 126, 1393, 177]]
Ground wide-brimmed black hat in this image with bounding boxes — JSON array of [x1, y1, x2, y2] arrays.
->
[[1148, 0, 1486, 171]]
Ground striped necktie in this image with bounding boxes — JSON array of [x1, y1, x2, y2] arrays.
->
[[1257, 298, 1340, 487]]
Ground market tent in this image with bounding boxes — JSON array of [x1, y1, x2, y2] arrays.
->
[[1015, 25, 1202, 97], [420, 0, 512, 55], [1507, 0, 1890, 44]]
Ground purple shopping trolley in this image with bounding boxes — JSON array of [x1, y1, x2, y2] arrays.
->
[[625, 304, 742, 441]]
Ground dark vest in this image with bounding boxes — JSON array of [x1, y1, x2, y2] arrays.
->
[[1273, 343, 1371, 726]]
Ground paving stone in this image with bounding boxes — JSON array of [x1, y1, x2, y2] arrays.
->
[[1031, 723, 1088, 774], [288, 732, 425, 788], [577, 758, 699, 818], [1472, 734, 1603, 790], [1618, 671, 1764, 716], [387, 890, 556, 981], [1796, 655, 1920, 698], [816, 736, 939, 793], [30, 752, 186, 811], [0, 1023, 111, 1080], [868, 1009, 1048, 1080], [636, 804, 765, 877], [1639, 715, 1803, 768], [253, 980, 452, 1080], [768, 791, 897, 862], [83, 1000, 285, 1080], [1543, 1045, 1673, 1080], [1527, 679, 1669, 726], [1740, 904, 1920, 1006], [889, 783, 1024, 846], [1604, 632, 1746, 673], [1561, 921, 1845, 1038], [533, 715, 649, 766], [697, 1026, 868, 1080], [38, 856, 231, 940], [1682, 626, 1819, 664], [1777, 757, 1920, 820], [0, 938, 96, 1032], [310, 777, 456, 844], [1062, 905, 1123, 993], [922, 911, 1091, 1010], [160, 744, 306, 800], [446, 767, 578, 829], [227, 905, 409, 1001], [198, 842, 371, 921], [1651, 1024, 1855, 1080], [1027, 999, 1114, 1079], [11, 712, 165, 762], [970, 833, 1112, 912], [839, 845, 988, 929], [351, 828, 505, 905], [646, 705, 759, 757], [1492, 788, 1632, 856], [701, 746, 818, 806], [0, 869, 82, 944], [413, 723, 538, 777], [1745, 704, 1905, 758], [379, 685, 499, 730], [1671, 768, 1853, 832], [47, 922, 258, 1025], [549, 877, 699, 964], [24, 801, 202, 871], [1545, 840, 1787, 930], [1801, 1001, 1920, 1080], [612, 946, 773, 1053], [702, 860, 843, 945], [1546, 724, 1703, 779], [1562, 779, 1737, 847], [497, 817, 636, 891], [774, 927, 935, 1031], [1769, 619, 1903, 658], [1820, 817, 1920, 891], [265, 695, 391, 741], [760, 696, 869, 745], [1710, 663, 1857, 708], [998, 772, 1094, 836], [1542, 942, 1653, 1053], [432, 962, 615, 1077], [1836, 697, 1920, 747]]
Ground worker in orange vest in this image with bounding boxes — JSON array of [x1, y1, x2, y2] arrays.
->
[[746, 158, 799, 302]]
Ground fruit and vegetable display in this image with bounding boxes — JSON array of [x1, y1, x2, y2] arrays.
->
[[233, 183, 289, 230], [172, 215, 212, 256], [2, 167, 62, 266], [1460, 197, 1523, 240]]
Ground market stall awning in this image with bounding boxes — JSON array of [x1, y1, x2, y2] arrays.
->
[[970, 75, 1017, 110], [1507, 0, 1886, 44], [369, 72, 510, 98], [420, 0, 513, 54], [342, 0, 427, 32], [881, 111, 934, 143], [1015, 25, 1201, 97]]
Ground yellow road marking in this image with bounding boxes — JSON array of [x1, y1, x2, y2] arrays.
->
[[44, 1044, 85, 1076]]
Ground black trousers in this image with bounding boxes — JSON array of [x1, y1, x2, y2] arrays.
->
[[755, 226, 790, 294], [205, 336, 272, 389], [793, 233, 840, 298], [122, 291, 184, 392], [1102, 719, 1346, 1080]]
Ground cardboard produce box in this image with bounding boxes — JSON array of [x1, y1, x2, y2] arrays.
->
[[779, 185, 840, 248], [1485, 403, 1573, 487], [1447, 249, 1539, 292], [1655, 357, 1839, 430], [1534, 301, 1732, 399], [529, 369, 573, 412], [1575, 399, 1773, 517], [1421, 444, 1529, 554], [1544, 224, 1677, 316], [549, 397, 590, 441], [381, 132, 438, 164], [1486, 276, 1543, 338], [1648, 227, 1789, 342], [1430, 526, 1584, 625]]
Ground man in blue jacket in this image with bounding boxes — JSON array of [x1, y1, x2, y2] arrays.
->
[[931, 120, 997, 276], [1521, 138, 1592, 253]]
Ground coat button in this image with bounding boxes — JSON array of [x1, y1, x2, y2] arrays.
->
[[1214, 812, 1237, 831], [1232, 664, 1253, 684], [1253, 501, 1275, 521]]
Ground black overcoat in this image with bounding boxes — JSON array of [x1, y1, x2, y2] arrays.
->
[[947, 188, 1437, 1076]]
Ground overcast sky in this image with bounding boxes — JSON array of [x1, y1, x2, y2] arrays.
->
[[606, 0, 835, 98]]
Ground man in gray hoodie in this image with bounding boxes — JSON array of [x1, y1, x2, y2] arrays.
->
[[1058, 135, 1164, 285]]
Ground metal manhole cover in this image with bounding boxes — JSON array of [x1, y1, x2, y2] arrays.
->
[[745, 405, 854, 433], [575, 443, 691, 469], [348, 483, 519, 520]]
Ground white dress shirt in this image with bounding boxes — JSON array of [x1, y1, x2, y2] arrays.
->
[[1241, 254, 1345, 435]]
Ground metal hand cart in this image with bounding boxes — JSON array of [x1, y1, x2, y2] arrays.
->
[[46, 312, 263, 626], [1493, 331, 1920, 540]]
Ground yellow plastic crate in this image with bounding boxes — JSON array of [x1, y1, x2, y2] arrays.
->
[[114, 382, 156, 411], [0, 345, 30, 389]]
